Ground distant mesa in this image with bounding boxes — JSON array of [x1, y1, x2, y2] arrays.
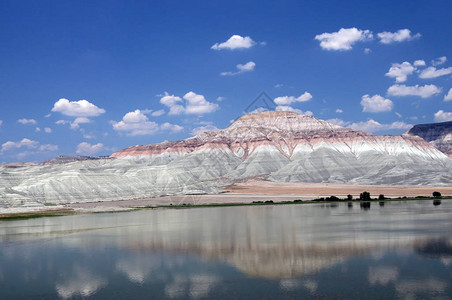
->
[[1, 111, 452, 208], [38, 155, 109, 165], [406, 120, 452, 158]]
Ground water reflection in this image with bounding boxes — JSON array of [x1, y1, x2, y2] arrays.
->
[[0, 200, 452, 298]]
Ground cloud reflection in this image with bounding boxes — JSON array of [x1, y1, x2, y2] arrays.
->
[[55, 267, 107, 299], [368, 266, 399, 286]]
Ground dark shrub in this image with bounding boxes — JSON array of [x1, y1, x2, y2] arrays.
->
[[347, 194, 353, 201], [378, 194, 385, 200], [360, 191, 371, 201], [433, 191, 442, 198]]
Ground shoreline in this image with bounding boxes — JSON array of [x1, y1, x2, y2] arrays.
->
[[2, 180, 452, 220]]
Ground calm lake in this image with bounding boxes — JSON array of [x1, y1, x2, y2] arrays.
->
[[1, 200, 452, 299]]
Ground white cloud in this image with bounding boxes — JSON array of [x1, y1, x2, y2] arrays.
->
[[248, 107, 268, 114], [395, 112, 402, 118], [17, 118, 37, 125], [211, 35, 255, 50], [1, 138, 58, 155], [51, 98, 105, 117], [327, 118, 348, 127], [35, 127, 41, 132], [0, 120, 2, 127], [348, 119, 412, 133], [274, 92, 312, 105], [1, 138, 39, 152], [160, 93, 184, 115], [112, 109, 159, 136], [419, 66, 452, 79], [151, 109, 165, 117], [122, 110, 148, 123], [364, 48, 371, 54], [220, 61, 256, 76], [361, 94, 393, 112], [184, 92, 220, 114], [216, 96, 225, 101], [191, 124, 220, 135], [112, 109, 183, 136], [434, 110, 452, 122], [377, 29, 421, 44], [39, 144, 59, 151], [276, 106, 313, 116], [314, 27, 373, 51], [336, 108, 343, 113], [70, 117, 91, 129], [385, 62, 415, 82], [444, 88, 452, 101], [432, 56, 447, 66], [160, 92, 219, 115], [413, 60, 426, 67], [44, 127, 52, 133], [387, 84, 441, 98], [160, 122, 184, 133], [274, 83, 283, 88], [76, 142, 104, 155]]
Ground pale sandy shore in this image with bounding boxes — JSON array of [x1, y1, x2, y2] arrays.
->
[[2, 180, 452, 217]]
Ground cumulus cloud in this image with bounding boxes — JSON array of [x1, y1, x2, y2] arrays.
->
[[44, 127, 52, 133], [220, 61, 256, 76], [434, 110, 452, 122], [329, 118, 412, 132], [1, 138, 39, 152], [336, 108, 343, 113], [160, 92, 219, 115], [432, 56, 447, 66], [191, 124, 220, 135], [419, 66, 452, 79], [112, 109, 183, 136], [51, 98, 105, 117], [112, 110, 159, 136], [76, 142, 105, 155], [151, 109, 165, 117], [361, 94, 393, 112], [0, 120, 2, 127], [387, 84, 441, 98], [385, 62, 415, 82], [274, 92, 312, 105], [276, 106, 313, 116], [444, 88, 452, 101], [211, 35, 256, 50], [327, 118, 349, 127], [17, 118, 37, 125], [1, 138, 58, 154], [413, 60, 426, 67], [70, 117, 91, 129], [364, 48, 371, 54], [377, 29, 421, 44], [314, 27, 373, 50], [160, 122, 184, 133], [39, 144, 59, 151], [348, 119, 412, 133], [56, 118, 91, 130]]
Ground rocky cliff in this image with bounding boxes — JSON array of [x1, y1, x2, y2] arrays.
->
[[406, 121, 452, 158], [1, 111, 452, 208]]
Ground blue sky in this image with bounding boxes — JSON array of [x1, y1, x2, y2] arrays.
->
[[1, 0, 451, 162]]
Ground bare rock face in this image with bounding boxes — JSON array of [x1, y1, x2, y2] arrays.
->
[[406, 121, 452, 158], [1, 111, 452, 208]]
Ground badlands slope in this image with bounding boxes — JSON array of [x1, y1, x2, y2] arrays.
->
[[1, 111, 452, 208]]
